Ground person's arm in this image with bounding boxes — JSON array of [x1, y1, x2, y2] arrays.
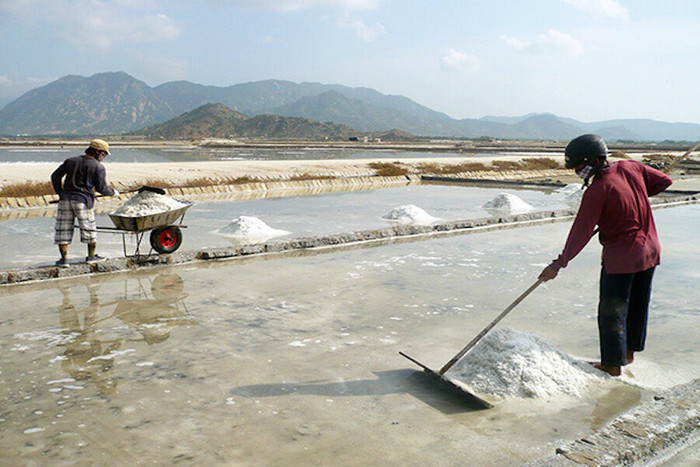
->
[[93, 164, 115, 196], [51, 163, 66, 195], [641, 162, 673, 196], [539, 186, 604, 281]]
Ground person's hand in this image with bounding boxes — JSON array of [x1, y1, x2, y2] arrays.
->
[[538, 264, 559, 282], [113, 189, 120, 197]]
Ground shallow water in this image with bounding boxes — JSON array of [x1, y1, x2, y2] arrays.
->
[[0, 183, 572, 268], [0, 204, 696, 464], [0, 147, 475, 164]]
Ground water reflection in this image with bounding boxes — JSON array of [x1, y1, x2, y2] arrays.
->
[[55, 274, 195, 397]]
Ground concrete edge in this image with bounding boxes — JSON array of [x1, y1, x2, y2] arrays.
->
[[0, 193, 696, 286], [524, 378, 699, 467]]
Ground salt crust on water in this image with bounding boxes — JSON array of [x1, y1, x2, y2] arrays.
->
[[216, 216, 290, 241], [482, 193, 533, 215], [382, 204, 439, 225], [111, 191, 188, 217], [447, 327, 601, 399]]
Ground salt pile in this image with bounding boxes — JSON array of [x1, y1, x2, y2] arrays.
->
[[215, 216, 289, 243], [482, 193, 533, 215], [557, 183, 585, 207], [447, 327, 600, 399], [111, 191, 188, 217], [382, 204, 439, 225]]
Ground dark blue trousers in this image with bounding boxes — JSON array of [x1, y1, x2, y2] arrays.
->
[[598, 266, 655, 367]]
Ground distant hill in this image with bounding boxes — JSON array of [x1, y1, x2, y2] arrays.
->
[[2, 71, 700, 141], [130, 103, 357, 140], [130, 103, 248, 139], [0, 72, 174, 135], [235, 114, 355, 139], [267, 90, 433, 132]]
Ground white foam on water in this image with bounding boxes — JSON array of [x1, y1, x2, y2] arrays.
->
[[214, 216, 290, 243], [382, 204, 440, 225], [447, 328, 601, 399], [111, 191, 188, 217], [482, 193, 533, 215]]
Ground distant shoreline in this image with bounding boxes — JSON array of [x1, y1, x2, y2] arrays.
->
[[0, 138, 694, 153]]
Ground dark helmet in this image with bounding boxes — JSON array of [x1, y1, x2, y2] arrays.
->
[[564, 134, 607, 169]]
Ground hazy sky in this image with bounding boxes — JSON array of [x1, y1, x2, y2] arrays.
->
[[1, 0, 699, 123]]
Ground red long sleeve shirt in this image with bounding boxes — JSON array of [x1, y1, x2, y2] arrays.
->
[[551, 160, 673, 274]]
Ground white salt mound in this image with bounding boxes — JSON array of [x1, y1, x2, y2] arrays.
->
[[482, 193, 533, 215], [216, 216, 289, 242], [558, 183, 585, 207], [111, 191, 188, 217], [447, 328, 600, 399], [382, 204, 439, 225], [563, 189, 584, 207]]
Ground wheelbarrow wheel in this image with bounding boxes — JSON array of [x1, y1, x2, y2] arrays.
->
[[150, 226, 183, 254]]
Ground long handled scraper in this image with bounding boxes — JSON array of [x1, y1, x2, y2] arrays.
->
[[400, 279, 544, 409]]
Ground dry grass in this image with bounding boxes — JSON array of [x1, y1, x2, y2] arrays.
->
[[0, 181, 54, 198], [416, 161, 489, 174], [492, 160, 522, 170], [519, 157, 563, 170], [368, 161, 409, 176], [415, 157, 561, 175], [288, 173, 334, 181]]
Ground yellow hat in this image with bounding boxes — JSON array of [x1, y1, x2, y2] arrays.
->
[[88, 139, 110, 155]]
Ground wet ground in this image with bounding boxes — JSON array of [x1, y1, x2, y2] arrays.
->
[[1, 204, 697, 465]]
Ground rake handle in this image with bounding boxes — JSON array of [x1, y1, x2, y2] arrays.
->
[[662, 142, 700, 174], [438, 279, 544, 375]]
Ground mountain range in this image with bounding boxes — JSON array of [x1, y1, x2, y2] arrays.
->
[[1, 71, 699, 142]]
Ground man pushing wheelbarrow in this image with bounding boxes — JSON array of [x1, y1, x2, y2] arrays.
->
[[51, 139, 120, 267]]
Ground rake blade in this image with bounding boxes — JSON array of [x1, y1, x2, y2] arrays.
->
[[400, 352, 494, 409]]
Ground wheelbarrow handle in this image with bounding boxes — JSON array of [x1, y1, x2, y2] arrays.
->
[[49, 185, 165, 204]]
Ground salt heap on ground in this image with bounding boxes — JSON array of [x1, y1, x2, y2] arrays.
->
[[382, 204, 439, 225], [216, 216, 289, 243], [447, 327, 601, 399], [482, 193, 533, 215], [557, 183, 585, 207], [111, 191, 188, 217]]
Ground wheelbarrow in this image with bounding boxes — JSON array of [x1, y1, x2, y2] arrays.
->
[[96, 202, 194, 257]]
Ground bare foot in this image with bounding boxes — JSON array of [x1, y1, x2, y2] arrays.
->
[[588, 361, 621, 377], [626, 350, 635, 364]]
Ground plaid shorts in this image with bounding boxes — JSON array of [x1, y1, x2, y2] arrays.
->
[[54, 200, 97, 244]]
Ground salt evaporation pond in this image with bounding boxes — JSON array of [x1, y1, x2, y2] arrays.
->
[[0, 147, 474, 164], [0, 204, 697, 465], [0, 183, 574, 269]]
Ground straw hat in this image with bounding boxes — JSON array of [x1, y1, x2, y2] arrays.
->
[[88, 139, 110, 155]]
